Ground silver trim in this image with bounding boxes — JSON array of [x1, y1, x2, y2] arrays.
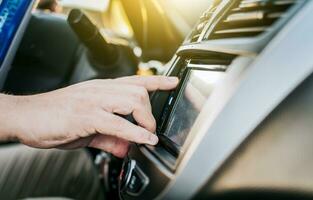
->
[[214, 26, 267, 34], [160, 1, 313, 199], [0, 1, 35, 89], [178, 40, 258, 57], [187, 63, 227, 71], [224, 11, 265, 22]]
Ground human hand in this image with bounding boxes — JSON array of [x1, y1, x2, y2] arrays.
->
[[1, 76, 178, 157]]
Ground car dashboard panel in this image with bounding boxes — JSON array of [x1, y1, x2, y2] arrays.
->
[[119, 0, 313, 199]]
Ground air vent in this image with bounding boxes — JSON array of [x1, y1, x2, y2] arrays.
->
[[208, 0, 297, 40], [189, 1, 221, 42], [188, 52, 236, 66]]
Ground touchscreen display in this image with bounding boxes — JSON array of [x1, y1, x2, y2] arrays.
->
[[163, 70, 224, 147]]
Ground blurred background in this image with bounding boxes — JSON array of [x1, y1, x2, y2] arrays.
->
[[4, 0, 216, 95], [35, 0, 213, 62]]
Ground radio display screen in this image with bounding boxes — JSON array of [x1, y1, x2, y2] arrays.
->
[[162, 69, 224, 148]]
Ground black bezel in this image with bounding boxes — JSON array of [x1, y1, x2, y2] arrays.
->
[[156, 66, 227, 158], [157, 68, 191, 154]]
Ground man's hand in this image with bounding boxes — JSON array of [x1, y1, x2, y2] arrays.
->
[[0, 76, 178, 157]]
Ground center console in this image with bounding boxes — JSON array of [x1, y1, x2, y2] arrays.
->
[[118, 0, 313, 199]]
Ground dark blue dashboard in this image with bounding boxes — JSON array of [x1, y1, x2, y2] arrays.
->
[[0, 0, 32, 67]]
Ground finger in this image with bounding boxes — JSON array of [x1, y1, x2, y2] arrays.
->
[[93, 112, 159, 145], [84, 79, 158, 132], [132, 103, 156, 133], [112, 97, 156, 133], [118, 86, 156, 132], [89, 134, 129, 158], [96, 86, 156, 132], [132, 88, 156, 132], [115, 75, 179, 91]]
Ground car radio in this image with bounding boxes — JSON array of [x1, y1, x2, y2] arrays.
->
[[152, 57, 230, 158]]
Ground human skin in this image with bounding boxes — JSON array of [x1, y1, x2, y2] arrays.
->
[[0, 75, 178, 157]]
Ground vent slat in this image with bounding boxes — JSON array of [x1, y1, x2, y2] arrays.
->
[[224, 11, 265, 23], [207, 0, 296, 40], [215, 26, 267, 34], [232, 4, 291, 13], [211, 27, 267, 39]]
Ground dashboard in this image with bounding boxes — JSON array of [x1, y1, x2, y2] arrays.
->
[[119, 0, 313, 199], [2, 0, 313, 199]]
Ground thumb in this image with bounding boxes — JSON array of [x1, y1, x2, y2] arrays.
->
[[89, 134, 130, 158]]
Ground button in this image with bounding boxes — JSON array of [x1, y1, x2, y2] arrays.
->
[[127, 170, 144, 194], [119, 159, 134, 192], [119, 159, 149, 196]]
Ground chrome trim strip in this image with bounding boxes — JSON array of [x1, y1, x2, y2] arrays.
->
[[177, 41, 258, 56], [187, 63, 227, 71]]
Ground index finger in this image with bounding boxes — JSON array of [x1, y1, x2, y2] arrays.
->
[[93, 112, 159, 145], [115, 75, 179, 91]]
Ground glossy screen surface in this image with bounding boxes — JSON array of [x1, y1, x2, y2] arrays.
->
[[164, 70, 224, 147]]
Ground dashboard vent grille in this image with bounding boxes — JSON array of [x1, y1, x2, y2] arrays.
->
[[208, 0, 297, 40], [189, 2, 221, 42], [188, 52, 236, 66]]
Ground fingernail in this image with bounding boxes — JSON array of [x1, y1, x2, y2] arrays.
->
[[168, 76, 179, 83], [149, 134, 159, 145]]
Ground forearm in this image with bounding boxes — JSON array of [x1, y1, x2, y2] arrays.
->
[[0, 93, 21, 142]]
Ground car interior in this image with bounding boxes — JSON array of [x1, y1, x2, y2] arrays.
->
[[1, 0, 313, 199]]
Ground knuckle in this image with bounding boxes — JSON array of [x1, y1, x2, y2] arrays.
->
[[150, 118, 157, 130], [72, 98, 96, 114], [129, 98, 141, 110], [113, 117, 126, 133], [90, 117, 103, 133], [134, 87, 148, 101], [138, 86, 147, 95], [146, 119, 156, 133]]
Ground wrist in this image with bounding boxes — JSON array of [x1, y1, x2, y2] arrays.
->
[[0, 94, 23, 142]]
